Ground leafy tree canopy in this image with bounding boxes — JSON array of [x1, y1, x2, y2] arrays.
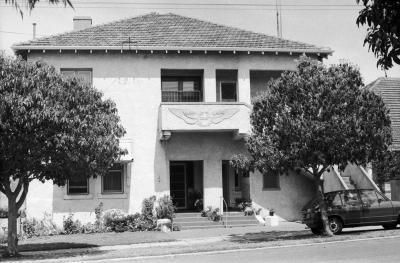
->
[[236, 56, 392, 235], [5, 0, 73, 17], [0, 55, 125, 255], [247, 56, 391, 178], [356, 0, 400, 69], [373, 150, 400, 188]]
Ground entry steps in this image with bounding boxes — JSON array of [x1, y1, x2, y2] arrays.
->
[[174, 211, 259, 230]]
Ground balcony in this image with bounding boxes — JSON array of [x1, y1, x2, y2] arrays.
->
[[159, 102, 251, 140], [162, 91, 202, 102]]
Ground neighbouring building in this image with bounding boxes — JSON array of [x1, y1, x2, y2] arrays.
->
[[367, 77, 400, 201], [7, 13, 341, 226]]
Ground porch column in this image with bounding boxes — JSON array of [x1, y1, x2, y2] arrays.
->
[[203, 159, 223, 209], [204, 67, 216, 102], [238, 67, 251, 104]]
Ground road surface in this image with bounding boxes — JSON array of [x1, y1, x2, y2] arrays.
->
[[95, 236, 400, 263]]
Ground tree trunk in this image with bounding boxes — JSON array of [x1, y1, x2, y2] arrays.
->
[[7, 196, 19, 256], [315, 178, 333, 236]]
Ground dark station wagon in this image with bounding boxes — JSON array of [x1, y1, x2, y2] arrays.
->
[[302, 189, 400, 234]]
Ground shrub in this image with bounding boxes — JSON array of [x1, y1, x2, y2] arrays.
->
[[194, 198, 203, 212], [103, 209, 127, 228], [62, 214, 82, 234], [155, 195, 176, 220], [22, 214, 60, 238], [141, 196, 156, 220], [208, 208, 221, 222], [94, 202, 104, 227]]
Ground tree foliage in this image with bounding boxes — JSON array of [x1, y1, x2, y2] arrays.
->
[[373, 150, 400, 188], [5, 0, 73, 17], [243, 56, 392, 235], [0, 55, 125, 255], [356, 0, 400, 69]]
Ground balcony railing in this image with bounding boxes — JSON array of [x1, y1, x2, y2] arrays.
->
[[162, 91, 202, 102]]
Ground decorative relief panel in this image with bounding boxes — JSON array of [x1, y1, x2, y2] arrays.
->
[[169, 108, 240, 127]]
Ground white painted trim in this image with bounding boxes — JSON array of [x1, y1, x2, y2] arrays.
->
[[97, 193, 128, 199], [63, 194, 93, 200]]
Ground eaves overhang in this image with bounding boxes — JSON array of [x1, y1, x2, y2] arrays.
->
[[12, 45, 333, 57]]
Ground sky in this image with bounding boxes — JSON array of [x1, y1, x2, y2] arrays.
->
[[0, 0, 399, 84]]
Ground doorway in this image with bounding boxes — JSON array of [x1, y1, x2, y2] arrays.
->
[[170, 161, 203, 211]]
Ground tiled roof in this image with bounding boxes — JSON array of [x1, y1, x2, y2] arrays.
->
[[13, 13, 332, 54], [367, 78, 400, 150]]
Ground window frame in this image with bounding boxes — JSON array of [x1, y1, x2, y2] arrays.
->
[[101, 163, 124, 194], [219, 81, 238, 102], [262, 173, 280, 190], [67, 177, 89, 195], [60, 68, 93, 87]]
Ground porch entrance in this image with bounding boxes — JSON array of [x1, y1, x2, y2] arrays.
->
[[170, 161, 203, 211], [222, 160, 250, 209]]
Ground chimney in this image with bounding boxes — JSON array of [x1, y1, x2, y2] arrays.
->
[[32, 23, 37, 39], [73, 16, 92, 31]]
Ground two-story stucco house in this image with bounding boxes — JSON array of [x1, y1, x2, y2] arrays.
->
[[10, 13, 335, 225]]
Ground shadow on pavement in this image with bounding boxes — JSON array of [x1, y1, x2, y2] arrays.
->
[[228, 230, 313, 243], [0, 242, 106, 261]]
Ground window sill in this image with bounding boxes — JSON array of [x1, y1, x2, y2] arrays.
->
[[64, 194, 93, 200], [97, 193, 127, 199], [262, 188, 281, 191]]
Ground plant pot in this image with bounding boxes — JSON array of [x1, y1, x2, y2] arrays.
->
[[269, 211, 275, 216]]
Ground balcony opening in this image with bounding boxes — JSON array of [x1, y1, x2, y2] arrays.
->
[[216, 70, 238, 102], [250, 70, 284, 98], [161, 69, 203, 102]]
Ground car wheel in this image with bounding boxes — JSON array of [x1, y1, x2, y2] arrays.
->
[[328, 217, 343, 234], [382, 223, 398, 230], [310, 227, 323, 235]]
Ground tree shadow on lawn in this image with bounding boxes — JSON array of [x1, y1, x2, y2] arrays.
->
[[228, 227, 395, 244], [0, 242, 106, 261]]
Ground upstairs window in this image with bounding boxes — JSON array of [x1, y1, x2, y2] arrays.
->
[[216, 70, 238, 102], [68, 177, 89, 195], [161, 69, 203, 102], [102, 163, 124, 194], [61, 68, 92, 87], [220, 82, 237, 102]]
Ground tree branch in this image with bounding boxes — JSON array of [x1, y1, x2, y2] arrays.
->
[[13, 178, 23, 196], [16, 180, 29, 210]]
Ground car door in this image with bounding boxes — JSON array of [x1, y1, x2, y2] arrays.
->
[[360, 190, 395, 224], [340, 190, 362, 226]]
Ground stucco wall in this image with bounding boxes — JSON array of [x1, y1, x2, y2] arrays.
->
[[323, 167, 347, 193], [26, 51, 300, 221], [390, 179, 400, 201], [250, 170, 316, 221], [342, 163, 380, 191]]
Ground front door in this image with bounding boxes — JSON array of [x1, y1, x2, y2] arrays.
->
[[170, 163, 187, 209]]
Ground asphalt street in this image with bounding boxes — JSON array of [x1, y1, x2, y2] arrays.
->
[[104, 236, 400, 263]]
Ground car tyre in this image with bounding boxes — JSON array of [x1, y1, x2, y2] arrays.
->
[[310, 227, 323, 235], [382, 223, 398, 230], [328, 217, 343, 234]]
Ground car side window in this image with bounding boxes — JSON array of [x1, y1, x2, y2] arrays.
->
[[375, 191, 388, 203], [326, 192, 343, 208], [360, 190, 379, 207], [342, 191, 361, 207]]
